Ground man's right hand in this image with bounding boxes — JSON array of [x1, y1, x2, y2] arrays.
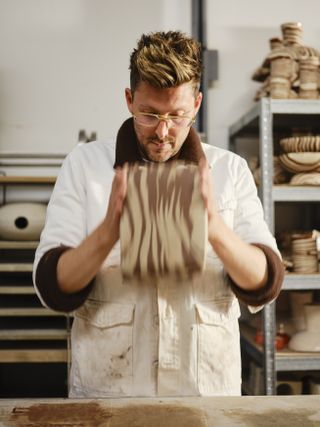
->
[[57, 164, 128, 294], [103, 164, 128, 247]]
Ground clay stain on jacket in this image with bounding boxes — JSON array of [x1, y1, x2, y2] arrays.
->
[[109, 346, 132, 378]]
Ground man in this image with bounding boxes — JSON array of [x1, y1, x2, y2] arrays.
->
[[33, 31, 283, 397]]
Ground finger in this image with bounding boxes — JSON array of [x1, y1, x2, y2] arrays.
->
[[112, 164, 127, 207], [199, 159, 209, 190], [119, 164, 128, 198]]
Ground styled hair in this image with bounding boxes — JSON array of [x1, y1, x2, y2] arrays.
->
[[129, 31, 202, 94]]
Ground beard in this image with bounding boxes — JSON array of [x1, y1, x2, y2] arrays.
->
[[138, 137, 177, 162]]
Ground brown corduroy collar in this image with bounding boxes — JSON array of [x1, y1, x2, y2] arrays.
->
[[113, 118, 205, 168]]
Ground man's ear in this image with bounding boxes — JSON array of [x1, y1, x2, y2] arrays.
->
[[125, 88, 133, 113], [194, 92, 203, 115]]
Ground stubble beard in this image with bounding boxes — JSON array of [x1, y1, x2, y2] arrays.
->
[[141, 138, 176, 163]]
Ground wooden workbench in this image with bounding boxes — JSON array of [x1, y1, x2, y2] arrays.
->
[[0, 395, 320, 426]]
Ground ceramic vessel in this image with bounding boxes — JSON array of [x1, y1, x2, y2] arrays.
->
[[0, 202, 47, 240], [252, 22, 320, 100], [299, 56, 320, 99], [120, 162, 207, 280], [288, 304, 320, 352], [291, 232, 319, 274], [289, 291, 313, 331]]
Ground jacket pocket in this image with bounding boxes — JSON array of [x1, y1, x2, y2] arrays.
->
[[75, 299, 134, 327], [195, 298, 241, 395], [72, 300, 135, 396]]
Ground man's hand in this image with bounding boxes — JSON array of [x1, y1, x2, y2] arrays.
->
[[199, 158, 268, 292], [103, 164, 128, 247], [57, 164, 128, 294], [199, 157, 218, 243]]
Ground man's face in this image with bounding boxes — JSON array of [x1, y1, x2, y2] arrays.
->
[[125, 82, 202, 162]]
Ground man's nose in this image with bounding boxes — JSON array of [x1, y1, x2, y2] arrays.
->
[[155, 120, 169, 140]]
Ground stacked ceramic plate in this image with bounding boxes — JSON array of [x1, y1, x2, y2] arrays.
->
[[280, 136, 320, 153], [290, 172, 320, 185], [279, 152, 320, 173], [291, 231, 319, 274], [279, 136, 320, 184]]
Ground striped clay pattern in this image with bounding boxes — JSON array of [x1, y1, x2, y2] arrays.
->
[[120, 161, 207, 280]]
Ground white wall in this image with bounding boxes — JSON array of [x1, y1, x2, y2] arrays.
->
[[0, 0, 190, 154], [206, 0, 320, 148], [2, 0, 320, 154]]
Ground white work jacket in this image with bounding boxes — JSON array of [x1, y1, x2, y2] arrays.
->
[[33, 139, 279, 398]]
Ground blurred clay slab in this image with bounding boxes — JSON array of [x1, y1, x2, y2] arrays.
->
[[2, 396, 320, 427], [120, 161, 207, 280]]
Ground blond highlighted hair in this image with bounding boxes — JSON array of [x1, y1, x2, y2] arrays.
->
[[129, 31, 202, 94]]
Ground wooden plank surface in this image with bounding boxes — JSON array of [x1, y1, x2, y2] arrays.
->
[[0, 176, 56, 185], [0, 396, 320, 426], [0, 241, 39, 249], [0, 349, 68, 363], [0, 329, 68, 340], [0, 308, 65, 317], [0, 264, 33, 273], [0, 286, 36, 295]]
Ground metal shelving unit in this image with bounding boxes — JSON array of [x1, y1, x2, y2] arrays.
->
[[0, 237, 70, 363], [273, 185, 320, 202], [229, 98, 320, 395], [283, 274, 320, 291], [240, 323, 320, 372], [0, 177, 70, 398]]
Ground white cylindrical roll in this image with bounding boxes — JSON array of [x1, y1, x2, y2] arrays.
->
[[0, 202, 47, 240]]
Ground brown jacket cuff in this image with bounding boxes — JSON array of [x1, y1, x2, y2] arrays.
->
[[229, 243, 284, 306], [35, 246, 94, 312]]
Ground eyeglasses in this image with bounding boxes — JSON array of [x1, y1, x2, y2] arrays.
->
[[133, 112, 196, 128]]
